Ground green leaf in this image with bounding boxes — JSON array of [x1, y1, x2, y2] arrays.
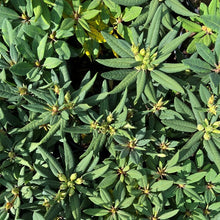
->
[[78, 18, 90, 32], [119, 196, 135, 209], [110, 0, 147, 6], [101, 69, 133, 81], [183, 188, 202, 201], [122, 6, 142, 22], [33, 0, 43, 22], [69, 193, 81, 220], [151, 70, 185, 94], [81, 10, 100, 20], [204, 140, 220, 172], [174, 97, 195, 120], [151, 180, 173, 192], [134, 70, 146, 105], [83, 208, 109, 216], [37, 34, 48, 61], [39, 119, 62, 145], [144, 75, 157, 103], [54, 40, 71, 60], [178, 131, 203, 162], [146, 5, 162, 49], [97, 58, 140, 68], [38, 146, 64, 176], [187, 89, 205, 124], [165, 0, 197, 16], [64, 125, 91, 134], [202, 15, 220, 32], [10, 63, 34, 76], [2, 19, 15, 46], [101, 31, 133, 58], [159, 32, 191, 56], [109, 70, 139, 94], [113, 88, 127, 115], [186, 172, 206, 184], [98, 174, 118, 188], [18, 113, 51, 132], [159, 210, 179, 219], [33, 212, 45, 220], [162, 119, 197, 132], [158, 63, 188, 73], [44, 203, 62, 220], [23, 25, 46, 38], [43, 57, 62, 69], [100, 188, 112, 204], [83, 165, 109, 180], [0, 83, 17, 99], [0, 7, 19, 28], [177, 16, 201, 32], [63, 139, 75, 177], [196, 43, 216, 66], [183, 58, 212, 74], [75, 151, 93, 174]]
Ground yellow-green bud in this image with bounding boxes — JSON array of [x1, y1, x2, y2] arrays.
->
[[58, 173, 67, 182], [197, 124, 204, 131], [75, 177, 83, 185], [11, 187, 19, 195], [70, 173, 77, 181], [8, 151, 16, 159], [205, 125, 213, 133], [64, 91, 71, 103], [107, 113, 114, 123], [139, 48, 146, 56], [135, 54, 144, 62], [59, 183, 68, 190], [131, 44, 139, 55], [67, 181, 75, 188], [213, 121, 220, 128], [204, 132, 210, 140], [54, 85, 60, 95], [69, 187, 75, 197]]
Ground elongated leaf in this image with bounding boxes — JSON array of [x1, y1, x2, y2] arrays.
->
[[143, 0, 159, 27], [183, 58, 212, 74], [174, 97, 195, 120], [186, 172, 206, 184], [97, 58, 140, 68], [10, 62, 34, 76], [122, 6, 142, 22], [183, 188, 202, 201], [43, 57, 62, 69], [0, 7, 19, 28], [151, 180, 173, 192], [69, 193, 81, 220], [101, 69, 133, 81], [38, 146, 63, 176], [39, 119, 62, 145], [44, 203, 62, 220], [159, 210, 179, 219], [2, 19, 15, 46], [111, 0, 147, 6], [84, 165, 109, 180], [83, 208, 109, 216], [98, 174, 118, 188], [63, 139, 75, 177], [109, 70, 139, 94], [23, 25, 46, 38], [37, 34, 48, 61], [158, 63, 188, 73], [81, 10, 100, 20], [151, 70, 184, 94], [33, 212, 45, 220], [177, 16, 201, 32], [202, 15, 220, 32], [204, 140, 220, 172], [162, 119, 197, 132], [101, 32, 133, 57], [18, 113, 51, 132], [64, 125, 91, 134], [113, 88, 127, 115], [178, 131, 203, 162], [196, 43, 216, 66], [75, 151, 93, 174], [146, 5, 162, 49], [0, 83, 17, 98], [165, 0, 197, 16], [144, 75, 157, 103], [159, 32, 191, 56], [187, 90, 205, 124], [134, 70, 146, 104]]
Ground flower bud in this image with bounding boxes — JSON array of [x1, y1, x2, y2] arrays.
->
[[59, 183, 68, 190], [70, 173, 77, 181], [11, 187, 19, 195], [64, 91, 71, 103], [58, 173, 67, 182], [204, 132, 210, 140], [139, 48, 146, 56], [107, 113, 114, 123], [75, 177, 83, 185], [197, 124, 204, 131]]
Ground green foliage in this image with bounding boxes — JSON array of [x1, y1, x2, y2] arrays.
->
[[0, 0, 220, 219]]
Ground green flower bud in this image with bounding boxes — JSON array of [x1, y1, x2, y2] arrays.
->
[[204, 132, 210, 140], [197, 124, 204, 131], [107, 113, 114, 123], [75, 177, 83, 185], [135, 54, 144, 62], [139, 48, 146, 56], [11, 187, 19, 195], [69, 187, 75, 197], [59, 183, 68, 190], [58, 173, 67, 182], [70, 173, 77, 181]]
